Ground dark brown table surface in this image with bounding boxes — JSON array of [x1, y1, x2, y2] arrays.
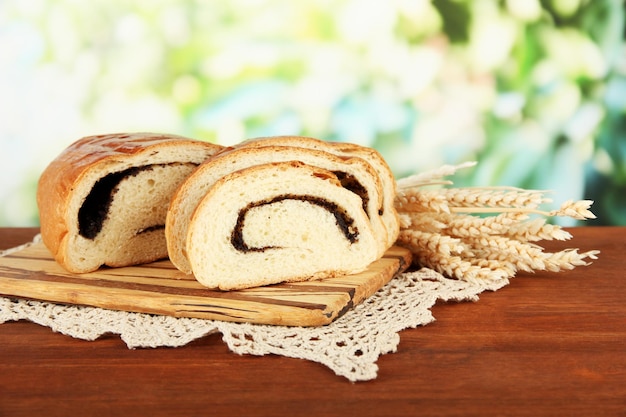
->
[[0, 227, 624, 417]]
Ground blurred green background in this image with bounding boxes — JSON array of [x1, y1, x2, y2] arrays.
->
[[1, 0, 624, 227]]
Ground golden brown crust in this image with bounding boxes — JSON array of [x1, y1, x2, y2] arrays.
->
[[36, 132, 221, 270]]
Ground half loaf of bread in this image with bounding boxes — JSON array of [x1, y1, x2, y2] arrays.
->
[[37, 132, 222, 273], [166, 143, 389, 274], [184, 161, 380, 290]]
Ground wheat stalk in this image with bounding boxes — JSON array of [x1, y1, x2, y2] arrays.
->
[[438, 212, 527, 238], [394, 163, 599, 282], [441, 187, 549, 210], [397, 230, 466, 257], [504, 218, 572, 242]]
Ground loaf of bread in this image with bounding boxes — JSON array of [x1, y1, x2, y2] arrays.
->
[[240, 136, 400, 248], [166, 143, 389, 275], [184, 161, 380, 290], [37, 132, 222, 273]]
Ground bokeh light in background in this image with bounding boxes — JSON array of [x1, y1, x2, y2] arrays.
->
[[1, 0, 624, 226]]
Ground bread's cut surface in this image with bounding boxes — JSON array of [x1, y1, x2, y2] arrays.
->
[[186, 161, 379, 290]]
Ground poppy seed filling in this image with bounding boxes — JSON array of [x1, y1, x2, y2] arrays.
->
[[77, 163, 194, 239], [332, 171, 370, 217], [231, 194, 360, 252]]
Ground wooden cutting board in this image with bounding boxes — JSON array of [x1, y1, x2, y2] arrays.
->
[[0, 242, 411, 326]]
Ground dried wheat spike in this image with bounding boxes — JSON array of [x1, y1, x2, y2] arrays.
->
[[441, 187, 549, 210], [397, 229, 466, 257], [504, 218, 572, 242], [440, 212, 527, 238], [541, 249, 600, 272], [548, 200, 596, 220]]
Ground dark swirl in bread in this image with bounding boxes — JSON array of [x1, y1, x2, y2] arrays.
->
[[231, 194, 360, 253]]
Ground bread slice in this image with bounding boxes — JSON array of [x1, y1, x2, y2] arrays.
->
[[240, 136, 400, 248], [185, 161, 379, 290], [166, 144, 388, 274], [37, 132, 222, 273]]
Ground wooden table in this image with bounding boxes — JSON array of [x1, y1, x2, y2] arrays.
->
[[1, 227, 624, 416]]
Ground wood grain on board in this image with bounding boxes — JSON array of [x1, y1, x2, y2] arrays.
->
[[0, 241, 411, 326]]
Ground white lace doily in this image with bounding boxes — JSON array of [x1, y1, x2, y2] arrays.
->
[[0, 237, 508, 382]]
